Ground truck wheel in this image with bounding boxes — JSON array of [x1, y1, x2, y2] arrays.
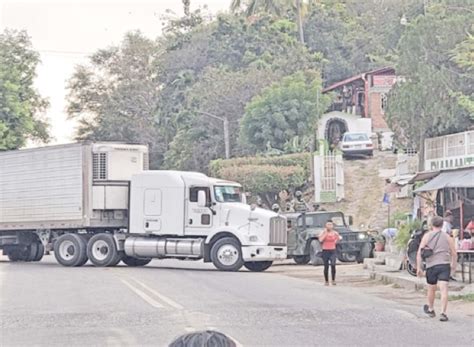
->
[[339, 253, 357, 262], [87, 234, 121, 267], [26, 242, 39, 262], [54, 234, 88, 267], [210, 237, 244, 271], [293, 255, 311, 265], [32, 242, 45, 262], [8, 247, 28, 262], [357, 243, 372, 263], [122, 256, 152, 267], [309, 240, 324, 266], [244, 261, 273, 272]]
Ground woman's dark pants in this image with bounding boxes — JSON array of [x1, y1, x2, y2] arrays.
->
[[322, 250, 336, 282]]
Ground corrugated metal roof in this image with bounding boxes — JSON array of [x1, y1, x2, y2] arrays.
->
[[414, 168, 474, 192]]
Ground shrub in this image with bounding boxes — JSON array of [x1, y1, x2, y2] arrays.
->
[[217, 164, 306, 196], [394, 219, 422, 251], [209, 152, 311, 177]]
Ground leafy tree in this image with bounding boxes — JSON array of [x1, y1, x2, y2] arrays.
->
[[0, 30, 49, 150], [230, 0, 314, 44], [67, 32, 165, 168], [386, 2, 473, 151], [157, 14, 322, 170], [240, 70, 331, 153], [163, 66, 278, 171]]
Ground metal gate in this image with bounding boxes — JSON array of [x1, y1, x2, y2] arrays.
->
[[314, 153, 344, 203]]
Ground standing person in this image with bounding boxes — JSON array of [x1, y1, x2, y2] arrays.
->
[[417, 216, 457, 322], [319, 220, 341, 286], [441, 210, 453, 236]]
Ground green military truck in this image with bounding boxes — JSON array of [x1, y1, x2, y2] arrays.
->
[[285, 211, 373, 265]]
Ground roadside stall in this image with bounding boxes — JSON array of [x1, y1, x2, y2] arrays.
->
[[412, 167, 474, 282]]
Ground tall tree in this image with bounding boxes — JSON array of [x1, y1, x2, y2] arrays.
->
[[230, 0, 312, 44], [386, 1, 473, 150], [0, 30, 49, 150], [67, 32, 165, 168]]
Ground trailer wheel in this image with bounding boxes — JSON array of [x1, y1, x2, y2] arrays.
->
[[54, 234, 88, 267], [244, 261, 273, 272], [8, 247, 28, 262], [121, 256, 152, 267], [32, 242, 45, 262], [26, 242, 38, 262], [210, 237, 244, 271], [87, 234, 121, 267]]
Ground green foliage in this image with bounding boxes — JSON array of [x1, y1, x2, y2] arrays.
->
[[394, 219, 422, 251], [240, 71, 331, 153], [209, 152, 311, 177], [386, 3, 474, 148], [67, 32, 164, 168], [217, 164, 306, 196], [0, 30, 49, 150]]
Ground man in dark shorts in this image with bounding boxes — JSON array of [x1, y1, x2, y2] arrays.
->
[[417, 216, 457, 322]]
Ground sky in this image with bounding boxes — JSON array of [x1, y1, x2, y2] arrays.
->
[[0, 0, 231, 144]]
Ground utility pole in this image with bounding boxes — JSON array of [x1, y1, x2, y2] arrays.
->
[[196, 111, 230, 159]]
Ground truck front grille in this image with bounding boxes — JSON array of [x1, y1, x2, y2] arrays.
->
[[342, 233, 358, 242], [270, 217, 287, 246]]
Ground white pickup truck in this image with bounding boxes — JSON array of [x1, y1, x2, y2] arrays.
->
[[0, 142, 287, 271]]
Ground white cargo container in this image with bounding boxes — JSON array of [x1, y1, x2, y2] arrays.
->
[[0, 142, 286, 272]]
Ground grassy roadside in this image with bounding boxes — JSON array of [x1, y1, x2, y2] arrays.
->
[[449, 293, 474, 302]]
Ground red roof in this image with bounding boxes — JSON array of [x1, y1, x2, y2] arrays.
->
[[323, 67, 395, 93]]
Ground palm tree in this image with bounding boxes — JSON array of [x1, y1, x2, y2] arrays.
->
[[230, 0, 309, 44]]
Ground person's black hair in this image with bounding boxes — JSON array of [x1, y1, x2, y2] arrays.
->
[[169, 330, 236, 347], [326, 219, 333, 223]]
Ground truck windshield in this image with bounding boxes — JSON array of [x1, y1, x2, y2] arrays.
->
[[298, 213, 346, 228], [214, 186, 242, 203]]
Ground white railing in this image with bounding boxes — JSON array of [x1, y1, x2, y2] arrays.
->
[[425, 131, 474, 171]]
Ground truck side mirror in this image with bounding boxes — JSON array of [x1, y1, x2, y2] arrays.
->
[[348, 216, 354, 226], [197, 190, 207, 207]]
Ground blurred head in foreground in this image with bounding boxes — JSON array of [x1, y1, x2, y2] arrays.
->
[[169, 330, 237, 347]]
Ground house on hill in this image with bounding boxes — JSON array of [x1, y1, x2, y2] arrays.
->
[[318, 67, 398, 148]]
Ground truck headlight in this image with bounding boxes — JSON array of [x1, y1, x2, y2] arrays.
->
[[249, 235, 259, 242], [358, 233, 367, 240]]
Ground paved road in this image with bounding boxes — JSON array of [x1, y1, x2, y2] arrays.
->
[[1, 256, 473, 346]]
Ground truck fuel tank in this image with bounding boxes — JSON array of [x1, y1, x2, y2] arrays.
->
[[124, 237, 203, 259]]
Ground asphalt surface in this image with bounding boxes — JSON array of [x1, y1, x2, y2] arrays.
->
[[1, 256, 473, 346]]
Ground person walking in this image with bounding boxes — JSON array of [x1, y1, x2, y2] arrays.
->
[[319, 219, 340, 286], [417, 216, 457, 322]]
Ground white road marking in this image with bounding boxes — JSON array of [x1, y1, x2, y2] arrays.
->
[[120, 279, 164, 309], [130, 277, 184, 310]]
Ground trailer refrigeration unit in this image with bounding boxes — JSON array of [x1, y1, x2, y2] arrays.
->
[[0, 142, 287, 271]]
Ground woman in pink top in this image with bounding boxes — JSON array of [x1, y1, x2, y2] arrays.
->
[[319, 219, 341, 286]]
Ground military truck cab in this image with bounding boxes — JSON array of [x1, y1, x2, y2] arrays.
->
[[285, 211, 373, 265]]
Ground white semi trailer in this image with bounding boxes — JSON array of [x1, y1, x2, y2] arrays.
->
[[0, 142, 287, 271]]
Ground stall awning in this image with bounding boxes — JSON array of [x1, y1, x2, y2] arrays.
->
[[409, 170, 440, 184], [414, 168, 474, 193]]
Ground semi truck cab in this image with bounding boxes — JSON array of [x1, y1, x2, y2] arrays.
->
[[126, 171, 287, 271]]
